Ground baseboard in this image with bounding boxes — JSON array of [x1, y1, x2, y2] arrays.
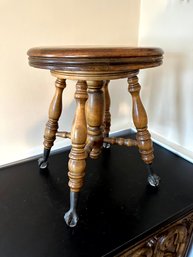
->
[[0, 140, 71, 169], [2, 128, 192, 169], [0, 129, 132, 169], [150, 130, 193, 164]]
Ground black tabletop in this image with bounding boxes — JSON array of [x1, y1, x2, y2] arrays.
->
[[0, 131, 193, 257]]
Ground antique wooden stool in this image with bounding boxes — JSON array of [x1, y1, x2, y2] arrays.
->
[[27, 47, 164, 227]]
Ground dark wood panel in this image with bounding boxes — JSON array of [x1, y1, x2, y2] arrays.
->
[[115, 210, 193, 257]]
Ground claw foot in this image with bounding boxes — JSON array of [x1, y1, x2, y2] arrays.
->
[[148, 174, 160, 187], [64, 209, 79, 227], [38, 157, 48, 170], [103, 142, 111, 149]]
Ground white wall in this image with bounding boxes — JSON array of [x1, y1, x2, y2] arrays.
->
[[0, 0, 141, 166], [138, 0, 193, 162]]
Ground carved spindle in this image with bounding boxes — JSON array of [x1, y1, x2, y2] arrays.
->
[[64, 80, 88, 227], [38, 78, 66, 169], [56, 131, 71, 139], [128, 75, 160, 187], [103, 80, 111, 137], [44, 78, 66, 148], [68, 80, 88, 192], [87, 80, 104, 159], [103, 137, 138, 147], [128, 75, 154, 164]]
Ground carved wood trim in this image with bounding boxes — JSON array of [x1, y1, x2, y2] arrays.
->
[[51, 69, 139, 81], [28, 47, 163, 73], [117, 212, 193, 257]]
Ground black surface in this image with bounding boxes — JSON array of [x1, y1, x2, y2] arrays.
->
[[1, 131, 193, 257]]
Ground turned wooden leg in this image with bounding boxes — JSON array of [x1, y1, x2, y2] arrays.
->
[[38, 78, 66, 169], [64, 80, 87, 227], [128, 74, 160, 187], [87, 80, 104, 159], [103, 80, 111, 149]]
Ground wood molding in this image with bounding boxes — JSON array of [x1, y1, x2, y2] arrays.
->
[[27, 47, 163, 72], [117, 212, 193, 257]]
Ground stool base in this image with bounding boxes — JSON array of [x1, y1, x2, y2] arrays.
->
[[38, 73, 161, 227]]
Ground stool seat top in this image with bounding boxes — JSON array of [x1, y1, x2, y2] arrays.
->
[[27, 46, 163, 80], [28, 46, 163, 58]]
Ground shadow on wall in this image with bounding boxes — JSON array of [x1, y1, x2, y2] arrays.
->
[[26, 79, 76, 153], [140, 51, 193, 148], [139, 0, 193, 152], [108, 79, 131, 130]]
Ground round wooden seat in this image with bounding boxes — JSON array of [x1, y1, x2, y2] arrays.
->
[[27, 47, 163, 80]]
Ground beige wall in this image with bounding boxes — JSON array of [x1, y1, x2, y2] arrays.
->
[[0, 0, 141, 166], [139, 0, 193, 162]]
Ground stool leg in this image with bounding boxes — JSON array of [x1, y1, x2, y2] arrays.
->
[[64, 80, 87, 227], [103, 80, 111, 149], [128, 75, 160, 187], [87, 80, 104, 159], [38, 78, 66, 169]]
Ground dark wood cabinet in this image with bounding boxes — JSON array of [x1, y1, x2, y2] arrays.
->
[[114, 208, 193, 257]]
